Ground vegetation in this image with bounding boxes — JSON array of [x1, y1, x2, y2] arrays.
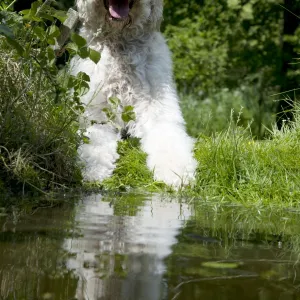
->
[[100, 109, 300, 206], [164, 0, 300, 135], [0, 1, 94, 193], [0, 0, 300, 206]]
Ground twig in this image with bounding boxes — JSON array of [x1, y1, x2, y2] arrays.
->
[[278, 4, 300, 20], [5, 0, 17, 11]]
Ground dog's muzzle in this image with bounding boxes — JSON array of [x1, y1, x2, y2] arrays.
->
[[104, 0, 135, 21]]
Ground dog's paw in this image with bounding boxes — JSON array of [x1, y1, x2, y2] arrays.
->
[[79, 143, 119, 182], [148, 152, 197, 188]]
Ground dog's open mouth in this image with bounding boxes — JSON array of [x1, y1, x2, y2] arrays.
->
[[104, 0, 134, 20]]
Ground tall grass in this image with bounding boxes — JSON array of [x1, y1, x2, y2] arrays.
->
[[192, 113, 300, 205], [180, 87, 276, 139], [0, 9, 83, 194]]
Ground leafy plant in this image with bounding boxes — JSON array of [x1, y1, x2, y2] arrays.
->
[[0, 0, 100, 193]]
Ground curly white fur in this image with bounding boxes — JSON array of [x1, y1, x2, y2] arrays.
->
[[71, 0, 197, 187]]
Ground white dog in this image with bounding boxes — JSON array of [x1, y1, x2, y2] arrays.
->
[[71, 0, 197, 187]]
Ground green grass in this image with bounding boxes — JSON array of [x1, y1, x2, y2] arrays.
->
[[84, 138, 167, 192], [95, 109, 300, 206], [0, 20, 82, 194], [192, 122, 300, 206], [180, 87, 275, 139]]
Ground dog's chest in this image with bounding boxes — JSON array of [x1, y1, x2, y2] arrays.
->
[[100, 43, 155, 105]]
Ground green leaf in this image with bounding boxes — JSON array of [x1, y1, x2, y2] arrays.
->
[[122, 106, 136, 123], [109, 96, 121, 107], [5, 36, 25, 56], [71, 32, 87, 48], [123, 105, 134, 113], [53, 10, 68, 23], [22, 13, 42, 22], [82, 136, 90, 144], [21, 1, 43, 21], [47, 25, 60, 39], [19, 9, 31, 16], [89, 48, 101, 64], [47, 37, 56, 45], [102, 108, 116, 121], [33, 26, 46, 40], [67, 75, 77, 89], [30, 1, 40, 15], [77, 72, 90, 82], [75, 81, 89, 96], [65, 42, 78, 54], [38, 12, 54, 22], [78, 47, 90, 59], [47, 46, 56, 65]]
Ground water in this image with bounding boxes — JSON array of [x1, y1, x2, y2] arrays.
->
[[1, 194, 300, 300]]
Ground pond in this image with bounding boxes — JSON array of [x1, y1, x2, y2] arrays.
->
[[0, 193, 300, 300]]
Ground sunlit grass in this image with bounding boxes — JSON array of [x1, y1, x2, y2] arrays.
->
[[191, 117, 300, 206], [98, 107, 300, 206], [95, 138, 168, 192]]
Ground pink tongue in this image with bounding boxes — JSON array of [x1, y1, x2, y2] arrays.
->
[[109, 0, 129, 19]]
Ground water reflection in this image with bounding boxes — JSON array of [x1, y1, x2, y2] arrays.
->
[[65, 194, 190, 300], [166, 205, 300, 299], [0, 200, 79, 299], [0, 195, 300, 300]]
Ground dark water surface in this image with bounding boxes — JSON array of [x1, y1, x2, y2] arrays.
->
[[1, 194, 300, 300]]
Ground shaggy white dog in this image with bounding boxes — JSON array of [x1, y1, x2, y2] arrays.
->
[[71, 0, 197, 186]]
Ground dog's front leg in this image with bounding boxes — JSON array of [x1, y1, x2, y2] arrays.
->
[[131, 98, 197, 188], [79, 123, 120, 182]]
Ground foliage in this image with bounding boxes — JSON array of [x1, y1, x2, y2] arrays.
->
[[180, 87, 275, 138], [164, 0, 282, 91], [0, 0, 97, 193], [163, 0, 300, 136], [191, 119, 300, 206]]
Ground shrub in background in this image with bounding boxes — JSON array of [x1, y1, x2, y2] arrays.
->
[[164, 0, 300, 136], [181, 86, 275, 138]]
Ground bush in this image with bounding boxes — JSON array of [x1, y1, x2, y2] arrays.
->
[[181, 86, 275, 138], [0, 1, 89, 193]]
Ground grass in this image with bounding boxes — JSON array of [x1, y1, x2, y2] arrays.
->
[[95, 107, 300, 207], [192, 120, 300, 206], [0, 11, 82, 194], [101, 139, 167, 192], [180, 87, 275, 139]]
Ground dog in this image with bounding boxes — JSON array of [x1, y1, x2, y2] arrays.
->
[[71, 0, 197, 187]]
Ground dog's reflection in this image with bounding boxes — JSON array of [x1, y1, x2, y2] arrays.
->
[[64, 194, 191, 300]]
